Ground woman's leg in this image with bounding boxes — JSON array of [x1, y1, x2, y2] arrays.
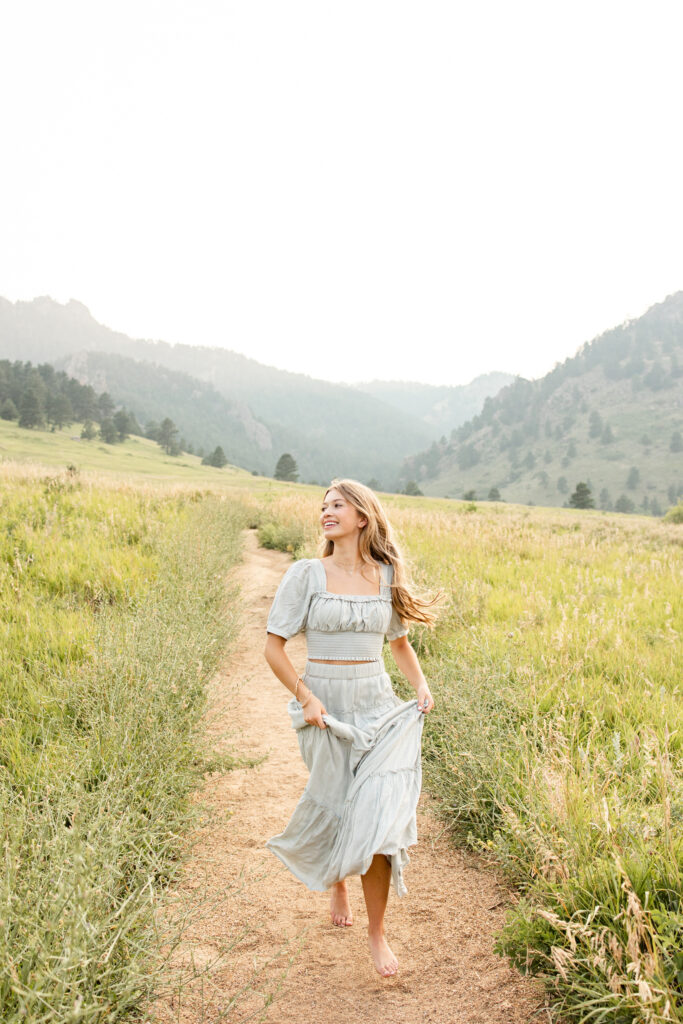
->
[[361, 854, 399, 976], [329, 878, 353, 926]]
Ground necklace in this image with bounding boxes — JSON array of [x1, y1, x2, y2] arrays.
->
[[332, 558, 362, 576]]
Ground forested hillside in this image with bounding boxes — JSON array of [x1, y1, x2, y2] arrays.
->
[[57, 350, 273, 472], [0, 297, 443, 485], [404, 292, 683, 512]]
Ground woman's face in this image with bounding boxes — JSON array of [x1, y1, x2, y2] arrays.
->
[[320, 488, 367, 541]]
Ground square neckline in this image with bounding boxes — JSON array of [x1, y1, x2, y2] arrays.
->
[[315, 558, 389, 600]]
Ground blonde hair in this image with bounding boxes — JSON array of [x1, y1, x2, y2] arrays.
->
[[319, 478, 440, 627]]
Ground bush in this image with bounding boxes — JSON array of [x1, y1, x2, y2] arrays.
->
[[664, 502, 683, 524]]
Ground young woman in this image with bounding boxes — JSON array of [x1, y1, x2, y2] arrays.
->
[[263, 478, 438, 978]]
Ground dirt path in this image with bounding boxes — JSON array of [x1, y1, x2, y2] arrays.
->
[[151, 531, 546, 1024]]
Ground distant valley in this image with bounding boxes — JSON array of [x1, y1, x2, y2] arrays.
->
[[0, 297, 509, 488]]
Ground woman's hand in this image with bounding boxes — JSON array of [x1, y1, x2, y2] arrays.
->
[[301, 692, 328, 729], [416, 683, 434, 714]]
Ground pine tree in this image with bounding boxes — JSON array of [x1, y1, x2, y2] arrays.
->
[[158, 417, 179, 455], [569, 482, 594, 509], [0, 397, 18, 420], [18, 387, 45, 428], [274, 453, 299, 481], [99, 418, 118, 444]]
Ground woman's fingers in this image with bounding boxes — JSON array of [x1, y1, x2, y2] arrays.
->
[[419, 692, 434, 713]]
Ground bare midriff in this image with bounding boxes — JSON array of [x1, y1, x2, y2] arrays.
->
[[308, 658, 376, 665]]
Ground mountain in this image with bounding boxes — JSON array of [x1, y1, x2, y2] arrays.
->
[[402, 291, 683, 513], [0, 297, 443, 484], [57, 350, 272, 471], [355, 373, 515, 437]]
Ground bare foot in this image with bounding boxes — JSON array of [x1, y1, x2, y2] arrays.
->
[[368, 932, 398, 977], [329, 880, 353, 927]]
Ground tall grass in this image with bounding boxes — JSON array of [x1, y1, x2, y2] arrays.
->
[[254, 489, 683, 1023], [0, 467, 247, 1021]]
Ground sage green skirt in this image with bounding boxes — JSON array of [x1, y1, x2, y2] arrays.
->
[[266, 659, 424, 898]]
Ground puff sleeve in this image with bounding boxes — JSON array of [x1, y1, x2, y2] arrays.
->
[[266, 559, 316, 640], [383, 563, 409, 641]]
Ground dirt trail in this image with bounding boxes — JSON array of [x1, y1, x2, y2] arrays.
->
[[151, 531, 545, 1024]]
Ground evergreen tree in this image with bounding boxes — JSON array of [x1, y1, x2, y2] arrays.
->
[[158, 417, 180, 455], [463, 489, 476, 501], [569, 482, 594, 509], [81, 419, 97, 440], [615, 494, 635, 514], [113, 408, 134, 441], [274, 453, 299, 481], [202, 445, 228, 468], [598, 487, 612, 510], [557, 476, 569, 494], [626, 466, 640, 490], [46, 392, 73, 429], [403, 480, 423, 496], [97, 392, 115, 420], [99, 417, 118, 444], [0, 397, 18, 420], [18, 387, 45, 428], [487, 486, 501, 501], [600, 423, 615, 444]]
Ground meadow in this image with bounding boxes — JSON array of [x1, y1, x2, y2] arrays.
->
[[1, 421, 682, 1023], [0, 459, 248, 1020], [257, 491, 683, 1024]]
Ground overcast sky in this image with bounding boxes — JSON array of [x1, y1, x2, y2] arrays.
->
[[1, 1, 682, 387]]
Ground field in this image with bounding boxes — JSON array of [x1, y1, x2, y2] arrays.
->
[[1, 423, 682, 1023]]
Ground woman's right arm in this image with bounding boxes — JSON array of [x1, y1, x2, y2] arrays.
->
[[263, 633, 328, 729]]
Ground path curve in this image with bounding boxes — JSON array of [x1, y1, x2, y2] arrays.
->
[[152, 531, 545, 1024]]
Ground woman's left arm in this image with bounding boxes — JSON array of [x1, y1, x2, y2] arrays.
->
[[388, 636, 435, 713]]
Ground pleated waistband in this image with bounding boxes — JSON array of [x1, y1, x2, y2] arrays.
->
[[304, 658, 385, 680], [301, 658, 395, 714]]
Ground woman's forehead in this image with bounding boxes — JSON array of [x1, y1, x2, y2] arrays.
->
[[322, 489, 345, 503]]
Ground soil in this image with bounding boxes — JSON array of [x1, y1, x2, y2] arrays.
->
[[150, 531, 547, 1024]]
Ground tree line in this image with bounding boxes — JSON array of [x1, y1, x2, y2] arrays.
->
[[0, 360, 229, 467]]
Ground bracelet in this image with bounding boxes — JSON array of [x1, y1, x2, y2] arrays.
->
[[295, 676, 311, 704]]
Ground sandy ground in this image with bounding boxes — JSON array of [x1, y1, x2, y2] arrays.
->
[[150, 531, 547, 1024]]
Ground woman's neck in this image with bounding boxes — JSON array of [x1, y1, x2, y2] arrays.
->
[[330, 537, 362, 568]]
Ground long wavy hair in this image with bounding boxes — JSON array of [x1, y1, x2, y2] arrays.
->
[[318, 478, 440, 627]]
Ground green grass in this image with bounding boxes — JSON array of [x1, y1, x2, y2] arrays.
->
[[3, 422, 683, 1022], [0, 466, 249, 1021], [0, 417, 262, 483], [253, 489, 683, 1024]]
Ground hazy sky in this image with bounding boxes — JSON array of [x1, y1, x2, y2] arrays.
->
[[2, 1, 682, 387]]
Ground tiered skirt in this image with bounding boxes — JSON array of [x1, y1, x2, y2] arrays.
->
[[266, 659, 424, 897]]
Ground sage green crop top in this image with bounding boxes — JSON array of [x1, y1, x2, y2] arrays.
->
[[266, 558, 408, 660]]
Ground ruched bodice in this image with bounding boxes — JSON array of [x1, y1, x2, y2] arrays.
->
[[266, 558, 408, 660]]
